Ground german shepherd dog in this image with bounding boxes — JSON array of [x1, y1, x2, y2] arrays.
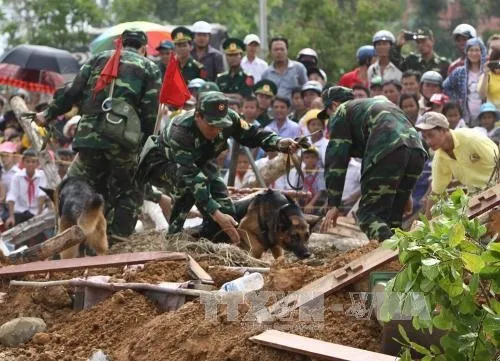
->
[[235, 189, 311, 259], [41, 177, 108, 259]]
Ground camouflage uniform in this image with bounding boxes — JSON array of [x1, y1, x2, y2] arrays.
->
[[325, 97, 426, 241], [137, 93, 283, 237], [43, 30, 162, 237], [390, 28, 450, 78]]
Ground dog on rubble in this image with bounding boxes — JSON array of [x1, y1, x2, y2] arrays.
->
[[41, 176, 108, 259], [234, 189, 313, 260]]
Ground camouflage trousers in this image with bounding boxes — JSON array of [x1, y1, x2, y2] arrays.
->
[[68, 146, 142, 237], [168, 175, 235, 237], [357, 146, 426, 241]]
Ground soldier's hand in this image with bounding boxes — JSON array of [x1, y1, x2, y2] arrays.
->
[[277, 138, 300, 154], [212, 210, 240, 244], [396, 31, 406, 47], [320, 207, 340, 233], [34, 112, 47, 126]]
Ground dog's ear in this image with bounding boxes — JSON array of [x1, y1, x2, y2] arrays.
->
[[278, 204, 292, 231], [39, 186, 55, 203]]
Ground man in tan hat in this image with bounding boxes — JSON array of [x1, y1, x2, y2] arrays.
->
[[416, 111, 498, 217]]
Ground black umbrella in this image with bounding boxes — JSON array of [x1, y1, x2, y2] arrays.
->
[[0, 45, 80, 74]]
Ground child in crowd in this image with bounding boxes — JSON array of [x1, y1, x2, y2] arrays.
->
[[302, 109, 328, 165], [286, 147, 326, 214], [55, 148, 75, 179], [227, 96, 242, 114], [399, 93, 420, 126], [477, 102, 500, 144], [241, 96, 265, 160], [223, 150, 255, 189], [442, 102, 466, 129], [5, 149, 47, 229]]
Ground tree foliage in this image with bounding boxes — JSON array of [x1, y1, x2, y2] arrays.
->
[[1, 0, 104, 50], [382, 189, 500, 361]]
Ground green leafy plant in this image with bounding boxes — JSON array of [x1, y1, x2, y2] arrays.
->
[[382, 188, 500, 361]]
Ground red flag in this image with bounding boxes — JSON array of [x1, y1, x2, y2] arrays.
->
[[159, 54, 191, 107], [93, 37, 123, 98]]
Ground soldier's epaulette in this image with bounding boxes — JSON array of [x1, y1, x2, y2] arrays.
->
[[194, 59, 205, 69]]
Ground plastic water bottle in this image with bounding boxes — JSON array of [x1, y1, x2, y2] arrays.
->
[[220, 272, 264, 293]]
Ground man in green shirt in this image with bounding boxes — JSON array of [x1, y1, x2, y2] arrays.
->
[[137, 91, 299, 243], [171, 26, 207, 84], [216, 38, 254, 99]]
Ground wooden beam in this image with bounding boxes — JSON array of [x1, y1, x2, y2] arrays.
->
[[9, 96, 61, 188], [254, 247, 398, 323], [467, 183, 500, 219], [250, 330, 399, 361], [1, 211, 55, 246], [0, 251, 188, 277], [187, 255, 213, 284], [2, 225, 86, 264]]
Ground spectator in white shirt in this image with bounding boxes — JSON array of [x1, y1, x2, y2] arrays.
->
[[241, 34, 268, 83], [6, 149, 47, 228]]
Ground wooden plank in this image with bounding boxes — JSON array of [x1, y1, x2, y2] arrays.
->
[[250, 330, 399, 361], [467, 183, 500, 219], [255, 247, 398, 323], [1, 211, 55, 246], [0, 252, 188, 277], [187, 255, 214, 284]]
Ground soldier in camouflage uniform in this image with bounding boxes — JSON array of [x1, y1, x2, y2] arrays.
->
[[319, 86, 427, 241], [35, 29, 162, 238], [391, 28, 450, 78], [216, 38, 254, 98], [137, 91, 299, 243], [254, 79, 277, 127], [171, 26, 207, 84]]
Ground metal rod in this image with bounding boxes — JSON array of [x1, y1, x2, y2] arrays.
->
[[226, 141, 240, 186]]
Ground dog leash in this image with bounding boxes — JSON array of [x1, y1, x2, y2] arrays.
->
[[285, 130, 321, 191]]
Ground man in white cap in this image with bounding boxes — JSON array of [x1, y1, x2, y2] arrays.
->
[[241, 34, 268, 82], [415, 112, 497, 218], [191, 20, 224, 81]]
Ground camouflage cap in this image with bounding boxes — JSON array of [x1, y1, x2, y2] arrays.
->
[[318, 86, 354, 120], [415, 28, 434, 40], [122, 28, 148, 46], [171, 26, 193, 44], [198, 81, 220, 93], [197, 91, 233, 128], [222, 38, 246, 54]]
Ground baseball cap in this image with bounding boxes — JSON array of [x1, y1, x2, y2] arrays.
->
[[415, 112, 449, 130], [318, 86, 354, 120], [156, 40, 174, 51], [301, 80, 323, 95], [303, 109, 323, 126], [244, 34, 261, 45], [197, 91, 233, 128]]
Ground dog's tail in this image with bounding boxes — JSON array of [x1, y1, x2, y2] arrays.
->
[[77, 193, 105, 236]]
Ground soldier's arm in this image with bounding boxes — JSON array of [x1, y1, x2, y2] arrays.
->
[[44, 61, 94, 120], [139, 63, 162, 136], [169, 127, 221, 215], [324, 108, 352, 208], [214, 52, 225, 77], [227, 110, 281, 151]]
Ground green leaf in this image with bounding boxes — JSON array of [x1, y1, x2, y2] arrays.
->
[[382, 237, 399, 250], [479, 265, 500, 280], [420, 278, 435, 292], [461, 253, 485, 273], [449, 223, 465, 247], [410, 341, 432, 356], [488, 242, 500, 252], [450, 188, 466, 204], [430, 344, 441, 354], [481, 250, 500, 263], [422, 258, 440, 266], [398, 324, 411, 344], [433, 309, 454, 330], [458, 295, 477, 315], [438, 278, 464, 297], [399, 348, 412, 361]]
